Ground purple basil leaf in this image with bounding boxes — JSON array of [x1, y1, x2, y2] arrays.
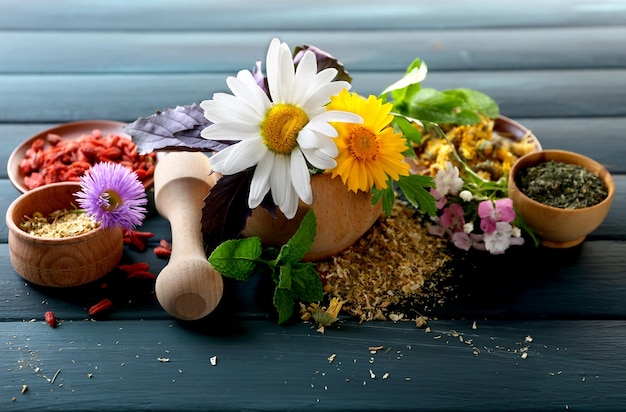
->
[[293, 44, 352, 83], [202, 169, 255, 254], [123, 103, 230, 154]]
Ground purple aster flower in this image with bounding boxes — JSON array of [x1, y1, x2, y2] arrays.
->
[[74, 162, 148, 231]]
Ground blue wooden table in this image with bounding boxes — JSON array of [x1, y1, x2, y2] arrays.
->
[[2, 1, 626, 411]]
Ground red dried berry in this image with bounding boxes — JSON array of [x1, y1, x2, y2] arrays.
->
[[44, 311, 57, 328], [88, 298, 113, 316], [126, 270, 157, 280], [154, 246, 172, 258]]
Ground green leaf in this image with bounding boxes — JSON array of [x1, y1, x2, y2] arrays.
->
[[396, 174, 437, 216], [276, 209, 317, 265], [443, 88, 499, 120], [278, 264, 292, 289], [380, 59, 427, 96], [372, 183, 396, 216], [393, 115, 423, 146], [208, 237, 263, 280], [392, 87, 500, 126], [290, 262, 324, 303], [273, 287, 295, 324]]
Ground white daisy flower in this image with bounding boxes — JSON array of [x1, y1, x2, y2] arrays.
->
[[200, 37, 362, 219]]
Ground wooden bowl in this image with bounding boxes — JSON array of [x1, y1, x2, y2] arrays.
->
[[242, 173, 382, 261], [508, 150, 615, 248], [409, 115, 542, 177], [6, 182, 124, 287]]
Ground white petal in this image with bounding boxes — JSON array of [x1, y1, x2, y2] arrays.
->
[[313, 110, 363, 124], [295, 67, 339, 107], [305, 118, 339, 137], [248, 153, 274, 208], [280, 186, 299, 219], [301, 147, 337, 170], [290, 149, 312, 204], [227, 70, 272, 116], [265, 38, 281, 100], [274, 43, 296, 103], [210, 139, 265, 174], [297, 128, 338, 158], [296, 127, 322, 149], [205, 94, 262, 124], [269, 154, 290, 207], [201, 122, 260, 141], [291, 50, 318, 105], [302, 82, 351, 112]]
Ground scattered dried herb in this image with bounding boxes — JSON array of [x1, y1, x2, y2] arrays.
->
[[516, 161, 608, 209]]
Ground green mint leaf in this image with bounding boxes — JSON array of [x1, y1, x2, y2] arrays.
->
[[442, 88, 499, 120], [404, 88, 470, 125], [208, 237, 262, 280], [276, 209, 316, 265], [397, 174, 437, 216], [273, 286, 296, 324], [278, 264, 292, 290], [290, 262, 324, 303]]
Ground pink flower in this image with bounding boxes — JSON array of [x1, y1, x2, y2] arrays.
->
[[440, 203, 465, 232], [478, 198, 516, 233], [427, 222, 446, 237], [451, 231, 472, 251], [482, 221, 524, 254], [430, 188, 448, 210]]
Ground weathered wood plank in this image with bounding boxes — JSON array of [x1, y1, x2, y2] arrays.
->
[[3, 318, 626, 411], [1, 70, 626, 123], [2, 0, 626, 30], [2, 27, 625, 74]]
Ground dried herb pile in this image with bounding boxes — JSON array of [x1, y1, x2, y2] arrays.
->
[[516, 161, 608, 209], [318, 201, 454, 323]]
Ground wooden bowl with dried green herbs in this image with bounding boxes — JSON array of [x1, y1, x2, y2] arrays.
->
[[508, 150, 614, 248], [6, 182, 123, 287]]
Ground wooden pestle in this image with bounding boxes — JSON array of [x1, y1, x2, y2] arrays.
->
[[153, 151, 223, 320]]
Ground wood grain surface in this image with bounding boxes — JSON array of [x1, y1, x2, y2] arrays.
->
[[1, 1, 625, 411]]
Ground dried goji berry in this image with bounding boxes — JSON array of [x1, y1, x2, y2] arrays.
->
[[154, 246, 172, 258], [44, 311, 57, 328], [88, 298, 113, 316], [118, 262, 150, 274], [126, 271, 156, 280]]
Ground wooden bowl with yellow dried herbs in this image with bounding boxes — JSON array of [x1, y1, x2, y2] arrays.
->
[[6, 182, 123, 287], [410, 115, 541, 180]]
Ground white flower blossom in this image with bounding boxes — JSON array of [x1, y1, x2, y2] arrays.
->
[[200, 37, 362, 218]]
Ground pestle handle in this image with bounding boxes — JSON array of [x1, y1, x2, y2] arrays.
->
[[153, 151, 223, 320]]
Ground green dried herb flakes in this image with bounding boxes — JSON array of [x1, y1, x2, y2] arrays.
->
[[516, 161, 608, 209]]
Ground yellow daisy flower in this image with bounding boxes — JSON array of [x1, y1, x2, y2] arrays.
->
[[326, 89, 410, 193]]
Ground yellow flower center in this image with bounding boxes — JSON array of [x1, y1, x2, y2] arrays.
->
[[261, 104, 309, 154], [103, 190, 122, 212], [348, 126, 380, 161]]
